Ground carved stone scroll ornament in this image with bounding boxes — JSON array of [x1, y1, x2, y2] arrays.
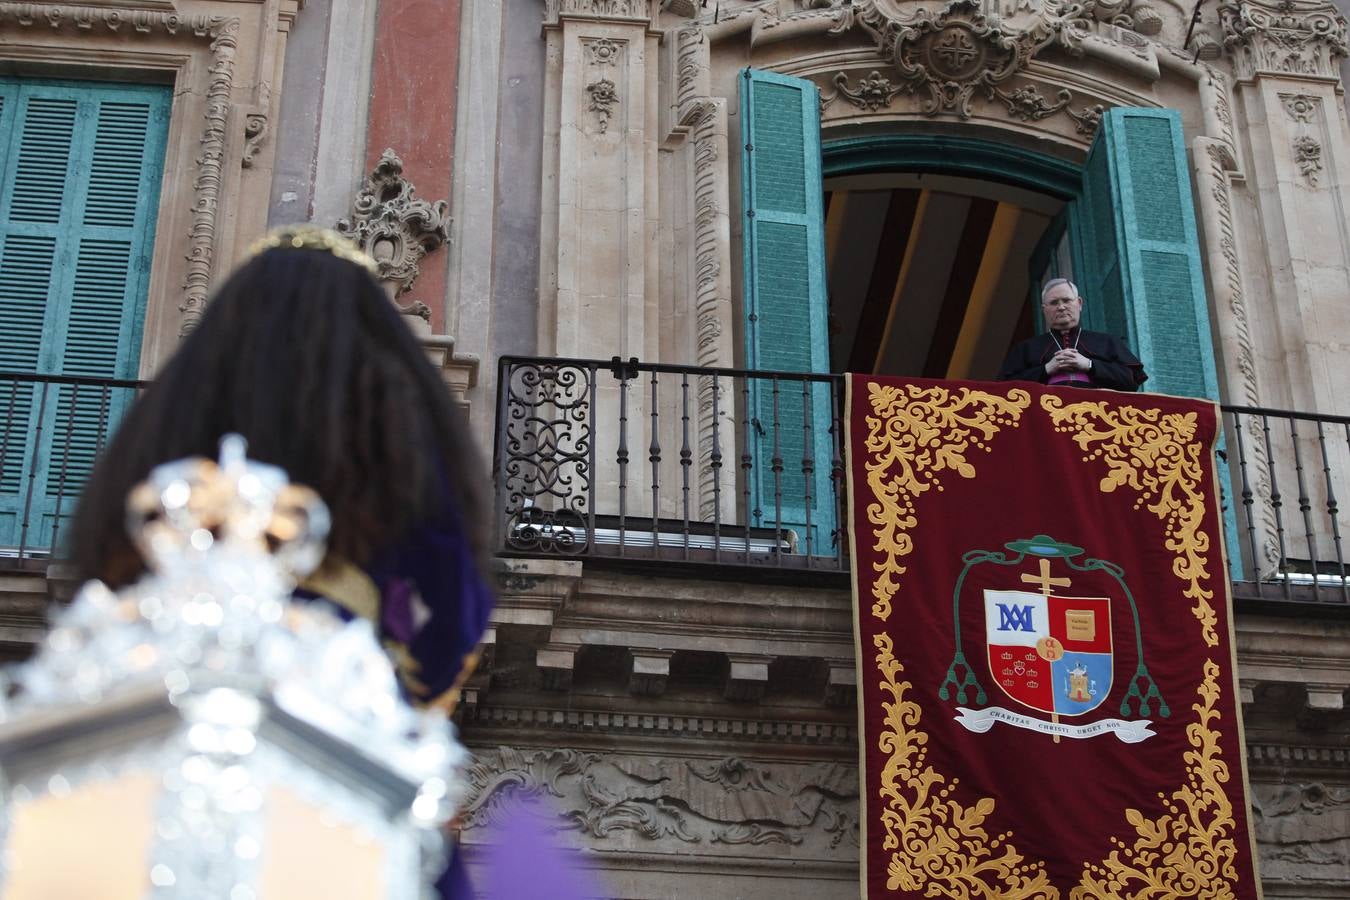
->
[[241, 112, 268, 168], [823, 70, 905, 111], [336, 149, 451, 322], [461, 749, 860, 850], [1251, 782, 1350, 880], [827, 0, 1097, 120], [1221, 0, 1349, 80]]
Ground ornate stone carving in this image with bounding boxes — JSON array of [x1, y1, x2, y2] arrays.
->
[[828, 0, 1096, 120], [1280, 92, 1320, 122], [824, 70, 904, 111], [1067, 101, 1106, 134], [241, 112, 268, 168], [462, 748, 860, 850], [586, 77, 619, 132], [583, 36, 622, 65], [1251, 782, 1350, 882], [1293, 134, 1323, 185], [989, 83, 1071, 120], [1194, 138, 1280, 575], [0, 5, 246, 336], [1222, 0, 1349, 80], [336, 150, 451, 319]]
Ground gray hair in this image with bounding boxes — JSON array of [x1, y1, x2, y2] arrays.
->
[[1040, 277, 1080, 303]]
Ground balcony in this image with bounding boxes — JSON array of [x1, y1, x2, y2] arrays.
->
[[2, 364, 1347, 610], [0, 371, 145, 568], [494, 356, 1350, 607]]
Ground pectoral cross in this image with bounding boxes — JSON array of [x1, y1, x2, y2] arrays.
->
[[1021, 558, 1070, 595]]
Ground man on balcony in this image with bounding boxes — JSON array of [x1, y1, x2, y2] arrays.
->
[[996, 278, 1148, 391]]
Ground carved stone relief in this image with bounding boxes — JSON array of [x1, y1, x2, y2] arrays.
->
[[580, 36, 625, 134], [1280, 92, 1320, 122], [803, 0, 1133, 132], [1251, 782, 1350, 883], [462, 748, 860, 851], [1293, 134, 1324, 185], [241, 112, 268, 169], [586, 77, 620, 131], [336, 149, 451, 322], [1222, 0, 1349, 81]]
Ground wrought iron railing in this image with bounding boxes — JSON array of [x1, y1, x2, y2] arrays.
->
[[494, 356, 847, 574], [0, 371, 146, 566], [495, 356, 1350, 602], [1223, 405, 1350, 604]]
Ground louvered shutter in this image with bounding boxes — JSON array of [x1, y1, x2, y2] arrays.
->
[[1074, 107, 1240, 576], [739, 68, 835, 553], [1075, 107, 1219, 399], [0, 79, 169, 550]]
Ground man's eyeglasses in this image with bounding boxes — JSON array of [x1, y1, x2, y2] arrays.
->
[[1042, 297, 1079, 308]]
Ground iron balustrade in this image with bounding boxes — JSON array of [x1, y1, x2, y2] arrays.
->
[[1223, 404, 1350, 604], [2, 362, 1347, 608], [0, 371, 147, 566], [494, 356, 848, 574], [495, 356, 1350, 602]]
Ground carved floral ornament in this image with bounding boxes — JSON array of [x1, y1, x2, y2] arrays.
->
[[336, 149, 451, 321]]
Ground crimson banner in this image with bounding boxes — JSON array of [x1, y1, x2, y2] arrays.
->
[[846, 375, 1259, 898]]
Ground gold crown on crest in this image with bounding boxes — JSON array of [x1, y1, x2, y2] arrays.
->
[[245, 224, 380, 276]]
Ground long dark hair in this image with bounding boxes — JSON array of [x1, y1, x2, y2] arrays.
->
[[71, 244, 487, 588]]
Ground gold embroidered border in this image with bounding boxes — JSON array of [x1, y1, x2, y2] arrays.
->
[[859, 384, 1243, 898], [862, 382, 1031, 621], [1039, 397, 1218, 647], [873, 631, 1058, 898], [1071, 660, 1237, 899]]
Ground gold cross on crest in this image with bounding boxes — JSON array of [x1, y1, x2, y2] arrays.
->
[[1020, 558, 1070, 595]]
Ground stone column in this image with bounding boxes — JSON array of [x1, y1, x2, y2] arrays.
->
[[541, 0, 661, 516]]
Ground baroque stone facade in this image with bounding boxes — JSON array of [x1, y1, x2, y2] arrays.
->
[[2, 0, 1350, 895]]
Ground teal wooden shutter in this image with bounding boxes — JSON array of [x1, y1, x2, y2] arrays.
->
[[0, 79, 170, 550], [739, 68, 835, 553], [1073, 107, 1240, 576], [1074, 107, 1219, 399]]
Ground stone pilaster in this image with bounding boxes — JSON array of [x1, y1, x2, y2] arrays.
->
[[1222, 0, 1350, 418], [541, 0, 660, 514]]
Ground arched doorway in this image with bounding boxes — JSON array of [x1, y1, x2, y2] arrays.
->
[[821, 134, 1082, 379]]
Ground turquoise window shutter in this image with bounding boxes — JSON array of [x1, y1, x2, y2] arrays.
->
[[1075, 107, 1241, 577], [0, 79, 170, 550], [739, 68, 835, 553], [1076, 107, 1219, 400]]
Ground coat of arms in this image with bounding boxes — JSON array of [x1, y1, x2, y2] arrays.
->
[[940, 535, 1167, 742]]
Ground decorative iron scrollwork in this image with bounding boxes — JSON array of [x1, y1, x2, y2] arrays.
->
[[501, 363, 594, 555]]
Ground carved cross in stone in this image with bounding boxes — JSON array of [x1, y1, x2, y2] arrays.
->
[[934, 31, 977, 68], [1020, 558, 1070, 595]]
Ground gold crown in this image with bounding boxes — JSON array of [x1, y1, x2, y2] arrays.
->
[[245, 225, 380, 275]]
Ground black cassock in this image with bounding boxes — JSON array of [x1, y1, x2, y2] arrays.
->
[[996, 328, 1148, 391]]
